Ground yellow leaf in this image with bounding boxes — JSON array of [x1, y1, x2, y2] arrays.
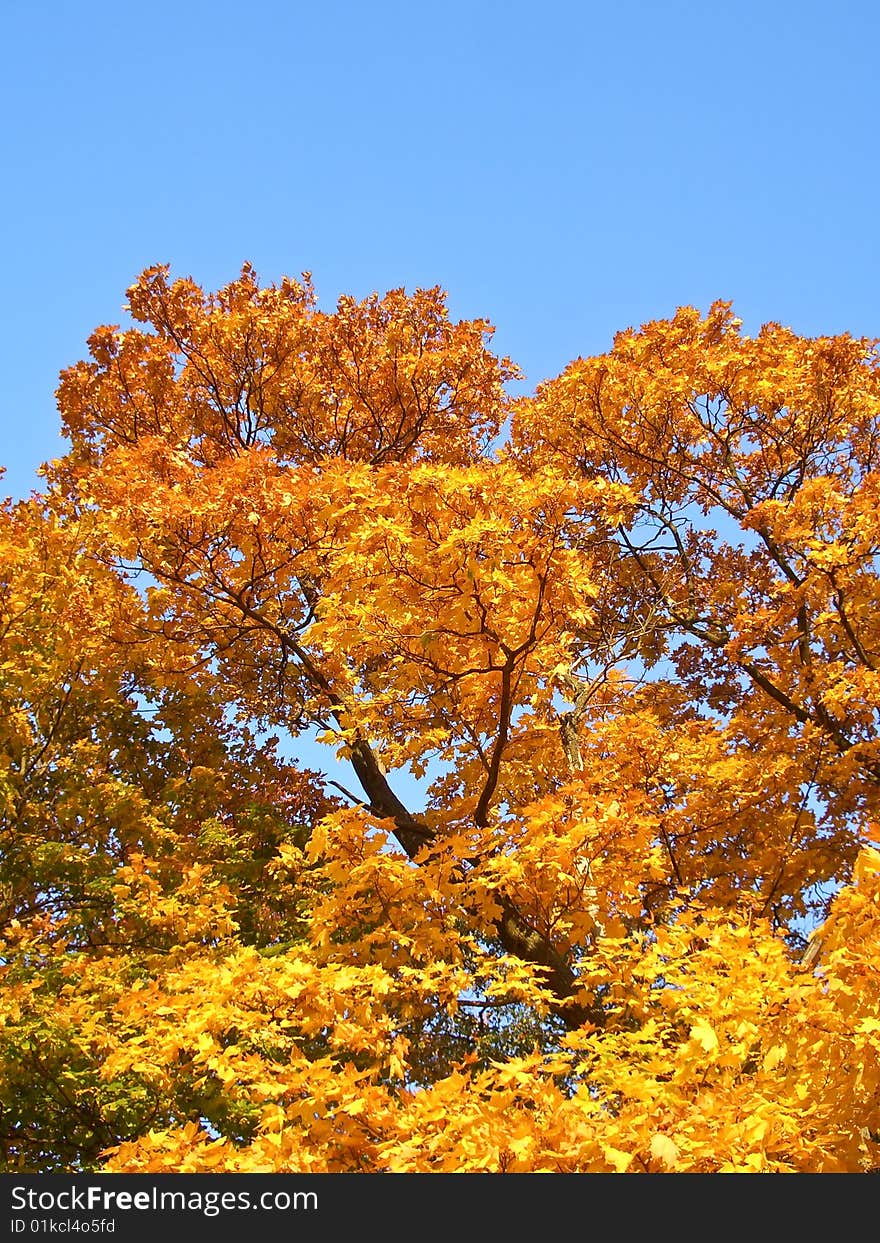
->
[[762, 1044, 787, 1073], [690, 1019, 719, 1053], [603, 1145, 633, 1172], [649, 1133, 679, 1169]]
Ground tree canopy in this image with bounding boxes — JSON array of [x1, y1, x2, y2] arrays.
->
[[2, 266, 880, 1172]]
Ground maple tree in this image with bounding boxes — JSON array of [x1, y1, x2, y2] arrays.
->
[[2, 266, 880, 1172]]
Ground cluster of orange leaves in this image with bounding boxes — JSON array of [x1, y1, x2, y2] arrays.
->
[[1, 267, 879, 1172]]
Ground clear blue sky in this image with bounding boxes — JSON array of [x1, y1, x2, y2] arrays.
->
[[3, 0, 878, 504]]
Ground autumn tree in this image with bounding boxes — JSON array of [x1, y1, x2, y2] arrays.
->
[[2, 267, 879, 1172]]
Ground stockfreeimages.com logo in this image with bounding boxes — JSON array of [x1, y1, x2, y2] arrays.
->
[[11, 1185, 317, 1219]]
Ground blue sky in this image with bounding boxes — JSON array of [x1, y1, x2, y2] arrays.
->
[[3, 0, 879, 503]]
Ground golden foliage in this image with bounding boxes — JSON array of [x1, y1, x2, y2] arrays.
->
[[2, 274, 879, 1171]]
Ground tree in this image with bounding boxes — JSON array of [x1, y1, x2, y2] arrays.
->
[[2, 267, 879, 1172]]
